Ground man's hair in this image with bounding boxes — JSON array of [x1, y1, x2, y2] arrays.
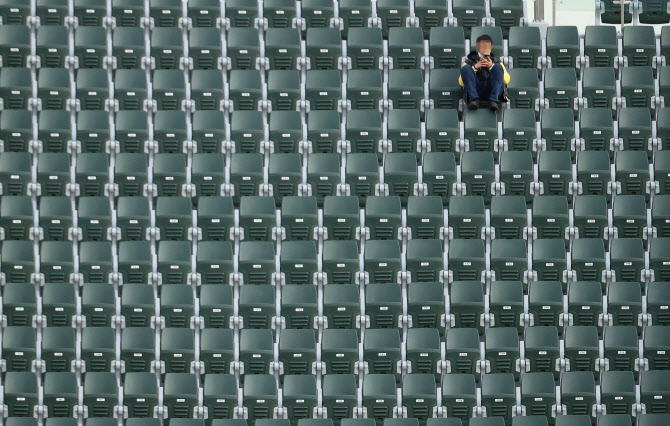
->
[[476, 34, 493, 44]]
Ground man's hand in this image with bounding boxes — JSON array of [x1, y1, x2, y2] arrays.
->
[[474, 57, 492, 69]]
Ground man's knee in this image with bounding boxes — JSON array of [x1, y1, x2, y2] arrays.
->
[[461, 64, 474, 75], [490, 63, 503, 74]]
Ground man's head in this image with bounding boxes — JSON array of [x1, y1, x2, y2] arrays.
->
[[476, 34, 493, 56]]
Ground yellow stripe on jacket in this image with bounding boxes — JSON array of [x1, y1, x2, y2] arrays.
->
[[458, 62, 511, 87]]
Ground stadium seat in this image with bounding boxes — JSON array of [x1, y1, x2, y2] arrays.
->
[[507, 68, 541, 112], [268, 152, 302, 204], [656, 151, 670, 195], [445, 327, 481, 377], [573, 195, 608, 240], [157, 240, 191, 284], [283, 375, 318, 425], [343, 153, 378, 203], [238, 196, 276, 242], [441, 374, 477, 422], [322, 195, 360, 240], [615, 150, 652, 200], [40, 241, 74, 283], [448, 239, 486, 282], [490, 239, 527, 283], [42, 282, 75, 327], [576, 151, 611, 198], [2, 326, 37, 372], [77, 111, 110, 152], [0, 0, 30, 25], [539, 108, 576, 153], [115, 71, 148, 111], [501, 108, 537, 153], [121, 327, 156, 372], [150, 0, 182, 27], [238, 285, 275, 330], [463, 110, 498, 155], [532, 239, 567, 285], [322, 240, 359, 284], [459, 151, 495, 202], [75, 153, 111, 197], [202, 374, 238, 420], [160, 285, 195, 328], [448, 280, 485, 333], [191, 153, 225, 199], [640, 370, 670, 414], [581, 67, 616, 114], [124, 372, 159, 417], [242, 374, 279, 420], [3, 371, 39, 417], [600, 371, 636, 416], [238, 241, 276, 285], [520, 372, 557, 419], [347, 27, 383, 69], [118, 240, 152, 284], [567, 281, 605, 330], [79, 241, 113, 283], [278, 329, 318, 375], [613, 195, 647, 239], [422, 152, 457, 204], [322, 374, 358, 422], [113, 28, 146, 70], [643, 325, 670, 370], [82, 371, 117, 418], [151, 28, 185, 70], [388, 69, 424, 111], [81, 327, 115, 371], [43, 371, 78, 417], [36, 26, 69, 68], [163, 373, 199, 419], [484, 327, 521, 379], [618, 107, 653, 155], [323, 284, 360, 330], [538, 151, 573, 197], [42, 326, 76, 372], [0, 152, 31, 196], [546, 26, 580, 69], [81, 283, 115, 327], [74, 27, 107, 69], [279, 241, 318, 285], [508, 26, 542, 71], [38, 110, 72, 153], [650, 237, 670, 283], [561, 371, 597, 419], [0, 110, 32, 151], [321, 329, 358, 375], [199, 285, 234, 328], [621, 66, 656, 111], [452, 0, 486, 37], [38, 196, 73, 241], [1, 240, 35, 283], [429, 69, 462, 111], [306, 153, 339, 203], [401, 374, 437, 424], [528, 281, 564, 327], [187, 0, 221, 27], [265, 28, 301, 70], [480, 373, 516, 423], [544, 67, 578, 117], [38, 68, 71, 110], [364, 196, 402, 240], [406, 239, 444, 283], [121, 285, 155, 328], [524, 326, 561, 378], [603, 326, 640, 375], [0, 195, 33, 240], [191, 70, 224, 110], [0, 68, 31, 109], [489, 280, 524, 332], [406, 196, 444, 240], [365, 283, 403, 329], [152, 69, 186, 110], [384, 153, 418, 202], [153, 153, 187, 197], [388, 27, 423, 69], [406, 328, 442, 377], [490, 196, 527, 240], [362, 373, 398, 424], [189, 28, 223, 70]]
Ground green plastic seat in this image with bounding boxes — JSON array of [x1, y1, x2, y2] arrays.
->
[[653, 195, 670, 237], [563, 326, 602, 377], [0, 195, 33, 241], [448, 281, 485, 334], [41, 326, 76, 372], [484, 328, 521, 379], [305, 28, 342, 70], [387, 69, 424, 111], [345, 109, 383, 157], [2, 326, 37, 372], [38, 68, 71, 110], [532, 196, 569, 244], [561, 371, 597, 419], [612, 195, 646, 240], [444, 328, 480, 381], [1, 240, 35, 283], [150, 0, 182, 27], [323, 284, 360, 330], [481, 373, 516, 423], [43, 371, 78, 417], [305, 70, 342, 112], [544, 67, 578, 117], [600, 371, 636, 416], [581, 67, 616, 116], [278, 329, 317, 375], [499, 151, 534, 202], [347, 69, 383, 111], [36, 25, 69, 67], [283, 375, 318, 425], [520, 372, 557, 420], [267, 71, 300, 112], [191, 111, 226, 153], [447, 196, 486, 239], [376, 0, 410, 37], [242, 374, 278, 420], [74, 27, 107, 68], [196, 241, 233, 285], [363, 240, 401, 284], [603, 325, 640, 376], [384, 153, 418, 202], [424, 111, 460, 161], [238, 285, 275, 330], [307, 110, 341, 153], [189, 28, 223, 70], [281, 196, 319, 241], [113, 28, 145, 69], [239, 329, 274, 375], [532, 239, 567, 287], [42, 282, 75, 327], [567, 281, 605, 331], [114, 70, 148, 111], [38, 196, 73, 241], [618, 107, 653, 155], [506, 68, 540, 113], [490, 239, 527, 283], [402, 374, 437, 424], [113, 144, 147, 187], [120, 285, 154, 328], [306, 153, 340, 203], [226, 27, 261, 70], [489, 280, 524, 332], [265, 28, 301, 70], [524, 326, 560, 379], [347, 27, 383, 69], [78, 111, 111, 153], [3, 372, 39, 417], [643, 325, 670, 370], [528, 281, 564, 328], [537, 151, 572, 197], [238, 196, 276, 242], [345, 153, 380, 202], [238, 241, 276, 285], [339, 0, 372, 32], [199, 285, 233, 328], [75, 153, 110, 197], [118, 240, 152, 284], [621, 66, 656, 111], [365, 283, 403, 329], [187, 0, 221, 27], [582, 25, 618, 69], [160, 328, 195, 374], [153, 153, 187, 197], [0, 110, 32, 152], [83, 371, 118, 417], [406, 196, 445, 240], [573, 195, 608, 240], [362, 374, 398, 424], [163, 373, 199, 419], [268, 111, 302, 155], [387, 109, 422, 157], [622, 26, 656, 69], [225, 0, 259, 28], [388, 27, 424, 69], [191, 70, 224, 110], [415, 0, 449, 37], [152, 69, 186, 110], [656, 151, 670, 195], [0, 68, 31, 109], [79, 241, 113, 283], [441, 373, 476, 422], [406, 239, 444, 283], [191, 153, 225, 199], [406, 327, 442, 378], [322, 195, 360, 240], [160, 284, 195, 328], [157, 240, 191, 284], [508, 26, 542, 71], [615, 150, 652, 200], [321, 329, 358, 375], [0, 0, 30, 25], [640, 370, 670, 414], [501, 109, 537, 154], [322, 374, 358, 422], [546, 26, 580, 69], [460, 151, 495, 202], [649, 237, 670, 281], [448, 239, 486, 283], [538, 108, 575, 154], [365, 196, 402, 240], [280, 240, 318, 285], [39, 241, 73, 283], [322, 240, 359, 285], [490, 196, 527, 240], [37, 110, 71, 153], [202, 374, 238, 420], [576, 151, 611, 199], [116, 197, 150, 241], [229, 111, 264, 154], [301, 0, 335, 29], [452, 0, 486, 37], [123, 372, 159, 417], [81, 282, 115, 328], [429, 28, 466, 73], [121, 327, 155, 372]]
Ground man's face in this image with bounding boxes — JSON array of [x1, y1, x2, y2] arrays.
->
[[477, 40, 492, 56]]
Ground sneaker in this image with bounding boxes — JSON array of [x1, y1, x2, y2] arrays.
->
[[468, 98, 480, 110], [488, 100, 499, 111]]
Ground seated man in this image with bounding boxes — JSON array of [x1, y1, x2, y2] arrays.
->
[[459, 34, 510, 111]]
